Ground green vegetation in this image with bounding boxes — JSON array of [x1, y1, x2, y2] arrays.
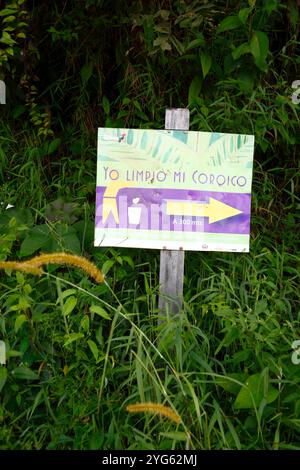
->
[[0, 0, 299, 450]]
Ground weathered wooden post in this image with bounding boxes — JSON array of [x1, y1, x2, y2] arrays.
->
[[158, 108, 190, 317], [0, 80, 6, 105]]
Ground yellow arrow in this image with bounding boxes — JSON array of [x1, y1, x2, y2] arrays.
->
[[166, 197, 242, 224]]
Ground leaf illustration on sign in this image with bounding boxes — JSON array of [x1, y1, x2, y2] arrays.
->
[[100, 129, 194, 168], [206, 134, 253, 167]]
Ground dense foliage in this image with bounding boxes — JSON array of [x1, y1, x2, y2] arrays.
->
[[0, 0, 299, 450]]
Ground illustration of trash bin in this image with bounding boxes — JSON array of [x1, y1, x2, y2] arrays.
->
[[128, 198, 142, 225]]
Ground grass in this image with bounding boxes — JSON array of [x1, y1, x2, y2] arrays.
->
[[0, 231, 299, 449], [0, 0, 300, 451]]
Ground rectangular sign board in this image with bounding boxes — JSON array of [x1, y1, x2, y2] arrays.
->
[[95, 128, 254, 252]]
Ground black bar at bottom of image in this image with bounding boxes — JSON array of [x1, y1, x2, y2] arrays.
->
[[0, 450, 299, 468]]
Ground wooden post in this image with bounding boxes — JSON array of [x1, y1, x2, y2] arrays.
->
[[159, 108, 190, 317], [0, 80, 6, 105]]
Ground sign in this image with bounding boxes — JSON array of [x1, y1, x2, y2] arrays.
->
[[95, 128, 254, 252]]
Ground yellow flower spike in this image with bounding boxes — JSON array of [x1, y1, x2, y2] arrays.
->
[[0, 252, 104, 284], [22, 252, 105, 283], [0, 261, 43, 276], [126, 402, 181, 425]]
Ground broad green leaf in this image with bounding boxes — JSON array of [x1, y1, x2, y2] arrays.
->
[[12, 365, 39, 380], [81, 62, 93, 85], [288, 2, 298, 30], [23, 284, 32, 295], [102, 96, 110, 115], [5, 47, 14, 56], [250, 31, 269, 70], [215, 325, 240, 354], [0, 367, 8, 392], [14, 314, 27, 333], [254, 59, 267, 72], [223, 326, 241, 346], [232, 43, 251, 60], [80, 315, 90, 332], [20, 224, 51, 257], [216, 373, 247, 394], [123, 256, 134, 268], [238, 7, 252, 24], [200, 52, 212, 79], [188, 76, 202, 105], [158, 9, 170, 20], [133, 100, 142, 112], [0, 9, 17, 16], [51, 225, 81, 254], [255, 299, 268, 315], [16, 271, 25, 284], [185, 37, 205, 51], [200, 105, 208, 118], [170, 35, 184, 55], [60, 232, 81, 254], [62, 296, 77, 316], [6, 350, 23, 358], [250, 32, 261, 59], [0, 31, 17, 45], [63, 332, 84, 347], [4, 207, 34, 228], [237, 71, 255, 93], [216, 16, 242, 33], [232, 348, 251, 364], [3, 15, 16, 23], [10, 295, 31, 312], [116, 256, 123, 265], [262, 0, 279, 14], [89, 305, 110, 320], [102, 259, 114, 275], [234, 372, 279, 409], [87, 339, 99, 361], [48, 138, 61, 154], [153, 36, 171, 51], [8, 100, 24, 118], [57, 289, 77, 302], [73, 219, 94, 248]]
